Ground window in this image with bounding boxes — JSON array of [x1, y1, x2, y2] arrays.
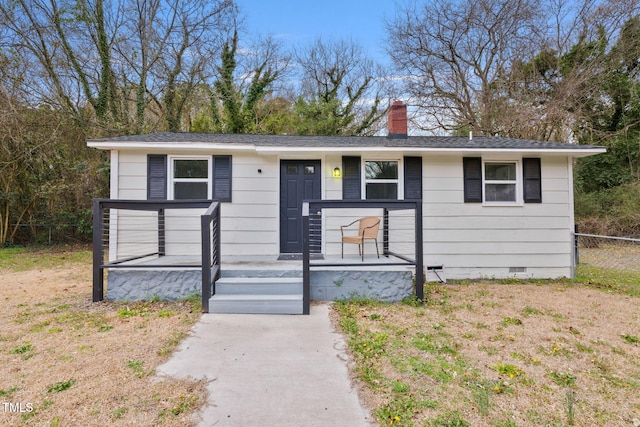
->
[[342, 156, 422, 200], [365, 160, 399, 199], [147, 154, 232, 201], [463, 157, 541, 204], [484, 161, 518, 202], [171, 158, 210, 199]]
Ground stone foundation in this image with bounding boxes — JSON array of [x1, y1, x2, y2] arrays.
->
[[107, 269, 201, 301], [310, 269, 413, 302], [107, 268, 414, 302]]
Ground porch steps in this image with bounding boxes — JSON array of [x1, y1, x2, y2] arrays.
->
[[209, 277, 303, 314]]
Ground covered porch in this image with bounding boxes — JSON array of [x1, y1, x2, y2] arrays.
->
[[92, 199, 424, 314]]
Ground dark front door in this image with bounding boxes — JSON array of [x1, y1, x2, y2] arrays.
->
[[280, 160, 321, 253]]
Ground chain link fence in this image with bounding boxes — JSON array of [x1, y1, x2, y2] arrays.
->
[[575, 233, 640, 272]]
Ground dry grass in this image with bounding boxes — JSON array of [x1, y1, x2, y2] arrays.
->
[[579, 241, 640, 272], [0, 247, 206, 426], [334, 280, 640, 427]]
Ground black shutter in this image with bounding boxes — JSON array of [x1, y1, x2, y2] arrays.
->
[[212, 155, 232, 202], [147, 154, 167, 200], [342, 156, 361, 200], [463, 157, 482, 203], [404, 156, 422, 200], [523, 158, 542, 203]]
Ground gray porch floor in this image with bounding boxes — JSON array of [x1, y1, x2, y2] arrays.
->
[[114, 254, 415, 271]]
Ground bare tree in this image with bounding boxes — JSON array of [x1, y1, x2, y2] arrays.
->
[[294, 38, 392, 136], [0, 0, 90, 123], [0, 0, 237, 134], [387, 0, 546, 135], [114, 0, 237, 132], [387, 0, 640, 139], [0, 0, 132, 130], [0, 51, 65, 244]]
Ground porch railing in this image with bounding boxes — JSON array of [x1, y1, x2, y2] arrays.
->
[[201, 201, 222, 312], [92, 199, 219, 312], [302, 199, 424, 315]]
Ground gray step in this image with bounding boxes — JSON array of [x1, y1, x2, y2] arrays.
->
[[221, 270, 301, 279], [215, 277, 302, 295], [209, 294, 303, 315]]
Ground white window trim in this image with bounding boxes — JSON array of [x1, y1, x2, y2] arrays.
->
[[361, 158, 404, 200], [168, 155, 212, 200], [482, 159, 523, 206]]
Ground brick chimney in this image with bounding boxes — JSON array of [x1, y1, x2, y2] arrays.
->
[[387, 100, 408, 139]]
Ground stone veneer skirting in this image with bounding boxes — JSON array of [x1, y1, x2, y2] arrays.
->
[[106, 268, 414, 302]]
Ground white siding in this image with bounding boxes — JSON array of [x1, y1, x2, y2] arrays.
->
[[324, 154, 343, 200], [112, 151, 280, 259], [111, 152, 158, 259], [118, 153, 147, 199], [422, 155, 573, 279], [110, 149, 576, 279], [227, 154, 278, 255]]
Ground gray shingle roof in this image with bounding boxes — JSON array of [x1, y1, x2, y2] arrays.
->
[[88, 132, 603, 150]]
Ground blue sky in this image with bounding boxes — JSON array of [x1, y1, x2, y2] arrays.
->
[[234, 0, 398, 65]]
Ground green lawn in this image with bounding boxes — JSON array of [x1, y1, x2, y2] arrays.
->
[[335, 266, 640, 427], [574, 263, 640, 297], [0, 245, 92, 271]]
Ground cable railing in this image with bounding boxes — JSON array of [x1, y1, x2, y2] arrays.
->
[[91, 199, 219, 312], [302, 199, 424, 314]]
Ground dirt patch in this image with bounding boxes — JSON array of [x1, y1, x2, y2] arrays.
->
[[0, 263, 206, 426], [333, 282, 640, 426]]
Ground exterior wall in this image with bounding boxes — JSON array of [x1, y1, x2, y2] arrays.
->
[[113, 150, 281, 259], [323, 154, 389, 257], [422, 154, 573, 279], [117, 151, 148, 199], [221, 153, 279, 255], [112, 149, 575, 279], [113, 150, 385, 260], [115, 152, 158, 259]]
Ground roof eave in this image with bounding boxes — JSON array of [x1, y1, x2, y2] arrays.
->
[[254, 145, 606, 157], [86, 140, 606, 157], [86, 141, 257, 151]]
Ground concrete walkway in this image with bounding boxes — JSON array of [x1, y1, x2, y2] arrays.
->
[[157, 303, 376, 427]]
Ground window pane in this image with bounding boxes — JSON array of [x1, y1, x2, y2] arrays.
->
[[485, 163, 516, 181], [366, 183, 398, 199], [485, 184, 516, 202], [365, 161, 398, 179], [304, 165, 315, 174], [174, 160, 208, 178], [174, 182, 208, 199]]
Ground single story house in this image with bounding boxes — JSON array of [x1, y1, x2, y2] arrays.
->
[[88, 102, 605, 314]]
